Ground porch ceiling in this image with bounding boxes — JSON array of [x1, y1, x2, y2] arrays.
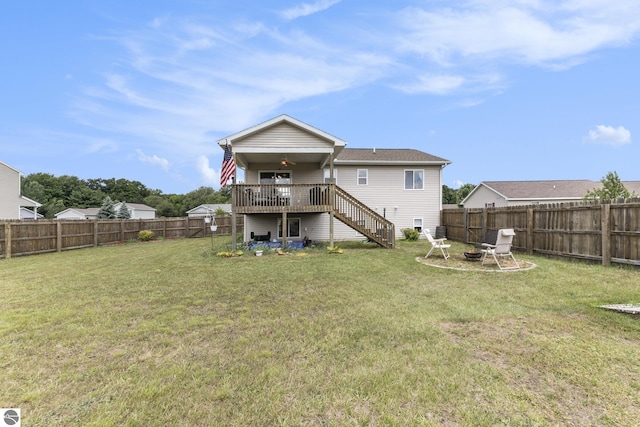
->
[[234, 149, 333, 169]]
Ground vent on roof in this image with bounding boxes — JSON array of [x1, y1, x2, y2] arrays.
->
[[373, 148, 376, 154]]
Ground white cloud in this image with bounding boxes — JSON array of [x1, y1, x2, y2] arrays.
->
[[396, 1, 640, 68], [584, 125, 631, 146], [136, 149, 170, 170], [195, 155, 218, 185], [281, 0, 342, 20]]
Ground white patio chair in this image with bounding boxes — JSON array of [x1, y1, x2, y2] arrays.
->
[[423, 228, 451, 259], [481, 228, 519, 270]]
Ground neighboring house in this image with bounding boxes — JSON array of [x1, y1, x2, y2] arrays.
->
[[20, 207, 44, 219], [0, 160, 41, 219], [219, 115, 450, 248], [186, 204, 232, 218], [461, 180, 640, 208], [56, 204, 156, 220], [113, 202, 156, 219], [55, 208, 100, 220]]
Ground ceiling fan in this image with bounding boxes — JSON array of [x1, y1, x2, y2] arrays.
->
[[280, 156, 296, 167]]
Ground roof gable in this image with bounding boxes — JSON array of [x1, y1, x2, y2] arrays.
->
[[218, 114, 347, 147]]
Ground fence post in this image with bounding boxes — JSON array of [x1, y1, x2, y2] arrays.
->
[[527, 208, 534, 255], [481, 208, 488, 240], [5, 223, 11, 259], [601, 203, 611, 266], [93, 221, 98, 247], [463, 209, 468, 243], [57, 221, 62, 252]]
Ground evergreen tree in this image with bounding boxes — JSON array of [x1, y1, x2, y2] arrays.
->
[[97, 196, 116, 219], [117, 202, 131, 219]]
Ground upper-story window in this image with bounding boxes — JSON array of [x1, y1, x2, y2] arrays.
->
[[357, 169, 368, 185], [404, 169, 424, 190], [323, 168, 337, 184]]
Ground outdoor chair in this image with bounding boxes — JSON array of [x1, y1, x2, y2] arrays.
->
[[423, 228, 451, 260], [481, 228, 519, 270]]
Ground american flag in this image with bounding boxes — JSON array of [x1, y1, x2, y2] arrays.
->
[[220, 143, 235, 187]]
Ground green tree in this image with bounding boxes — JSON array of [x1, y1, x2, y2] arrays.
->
[[456, 183, 476, 206], [116, 202, 131, 219], [183, 186, 219, 211], [44, 199, 66, 219], [585, 171, 638, 200], [97, 196, 116, 219], [442, 185, 457, 204]]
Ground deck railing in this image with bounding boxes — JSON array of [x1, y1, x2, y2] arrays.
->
[[232, 184, 394, 248]]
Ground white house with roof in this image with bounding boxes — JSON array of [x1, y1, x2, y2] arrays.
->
[[218, 115, 450, 248], [461, 180, 640, 208], [0, 160, 41, 220], [113, 202, 156, 219], [55, 203, 156, 220], [186, 204, 232, 218], [55, 208, 100, 220]]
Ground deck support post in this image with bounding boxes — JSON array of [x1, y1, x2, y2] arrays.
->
[[231, 185, 237, 251]]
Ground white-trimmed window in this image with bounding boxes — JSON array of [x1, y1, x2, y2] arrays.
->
[[259, 171, 291, 184], [404, 169, 424, 190], [413, 218, 423, 232], [277, 218, 301, 238], [357, 169, 368, 185], [323, 168, 337, 184]]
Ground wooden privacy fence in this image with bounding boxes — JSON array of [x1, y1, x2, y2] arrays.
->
[[0, 216, 243, 259], [442, 199, 640, 267]]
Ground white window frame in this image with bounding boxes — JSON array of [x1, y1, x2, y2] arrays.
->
[[323, 168, 337, 184], [357, 169, 368, 186], [404, 169, 424, 190], [277, 217, 301, 238], [259, 171, 292, 184], [413, 218, 423, 232]]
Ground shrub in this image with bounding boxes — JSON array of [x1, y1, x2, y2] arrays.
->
[[402, 228, 420, 241], [138, 230, 155, 241]]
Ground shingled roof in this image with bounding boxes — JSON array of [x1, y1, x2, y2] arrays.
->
[[474, 180, 640, 200], [335, 148, 450, 165]]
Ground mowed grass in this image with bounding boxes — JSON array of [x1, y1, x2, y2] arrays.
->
[[1, 238, 639, 426]]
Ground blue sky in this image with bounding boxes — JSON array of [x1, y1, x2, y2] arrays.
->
[[2, 0, 640, 194]]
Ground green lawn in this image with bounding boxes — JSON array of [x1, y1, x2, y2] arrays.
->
[[1, 238, 639, 426]]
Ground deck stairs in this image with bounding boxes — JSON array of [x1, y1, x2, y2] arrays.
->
[[332, 185, 395, 248]]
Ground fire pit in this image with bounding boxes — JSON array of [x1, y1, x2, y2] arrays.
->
[[464, 250, 482, 260]]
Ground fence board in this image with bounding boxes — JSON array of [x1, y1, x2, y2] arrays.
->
[[0, 216, 243, 259], [442, 199, 640, 266]]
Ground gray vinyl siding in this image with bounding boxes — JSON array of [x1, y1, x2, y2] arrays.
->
[[463, 185, 508, 208], [0, 163, 23, 219], [332, 165, 442, 240], [234, 122, 334, 150]]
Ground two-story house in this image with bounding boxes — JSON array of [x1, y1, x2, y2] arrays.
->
[[218, 115, 450, 249], [0, 161, 41, 220]]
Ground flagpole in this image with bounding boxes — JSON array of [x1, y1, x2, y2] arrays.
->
[[228, 140, 238, 250]]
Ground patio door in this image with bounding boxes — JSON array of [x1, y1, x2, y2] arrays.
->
[[260, 171, 292, 197]]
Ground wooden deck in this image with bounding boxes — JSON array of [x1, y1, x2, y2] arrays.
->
[[232, 184, 333, 214], [232, 184, 395, 248]]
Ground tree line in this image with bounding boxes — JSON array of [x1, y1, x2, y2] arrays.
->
[[23, 172, 478, 219], [21, 173, 231, 219]]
